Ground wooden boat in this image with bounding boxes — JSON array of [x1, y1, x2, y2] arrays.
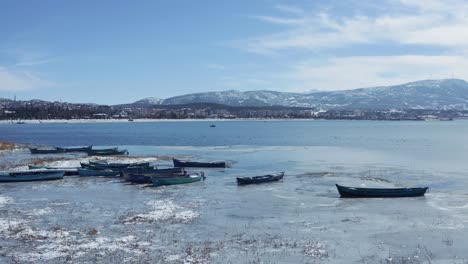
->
[[151, 173, 205, 186], [29, 148, 66, 154], [78, 168, 121, 177], [173, 158, 227, 168], [120, 167, 184, 178], [27, 165, 79, 176], [56, 145, 92, 153], [236, 172, 285, 185], [0, 171, 64, 182], [87, 148, 129, 156], [89, 161, 150, 169], [335, 184, 429, 198], [124, 172, 187, 184]]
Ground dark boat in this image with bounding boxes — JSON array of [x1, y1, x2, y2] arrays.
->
[[124, 171, 187, 184], [121, 167, 183, 177], [29, 148, 66, 154], [56, 145, 92, 153], [209, 124, 216, 127], [335, 184, 429, 198], [236, 172, 285, 185], [0, 171, 64, 182], [173, 158, 227, 168], [87, 148, 129, 156], [89, 161, 150, 169]]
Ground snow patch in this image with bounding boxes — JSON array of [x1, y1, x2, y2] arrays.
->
[[0, 195, 13, 207], [124, 199, 200, 224]]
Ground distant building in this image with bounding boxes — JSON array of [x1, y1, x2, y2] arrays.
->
[[92, 113, 108, 119]]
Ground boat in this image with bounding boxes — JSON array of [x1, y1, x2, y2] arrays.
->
[[29, 148, 66, 154], [335, 184, 429, 198], [209, 124, 216, 127], [27, 165, 79, 176], [77, 168, 121, 177], [86, 148, 129, 156], [128, 118, 134, 122], [124, 172, 187, 184], [236, 172, 285, 185], [173, 158, 227, 168], [56, 145, 92, 153], [89, 161, 150, 169], [0, 171, 64, 182], [120, 167, 184, 178], [151, 173, 205, 186]]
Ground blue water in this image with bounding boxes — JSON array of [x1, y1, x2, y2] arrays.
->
[[2, 120, 468, 171], [1, 120, 468, 263]]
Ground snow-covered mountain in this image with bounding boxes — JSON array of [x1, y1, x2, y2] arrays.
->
[[130, 79, 468, 110]]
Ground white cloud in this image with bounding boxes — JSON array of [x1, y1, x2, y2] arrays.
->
[[234, 0, 468, 91], [241, 0, 468, 53], [289, 55, 468, 91], [0, 67, 54, 91]]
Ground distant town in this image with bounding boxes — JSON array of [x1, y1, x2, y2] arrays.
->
[[0, 98, 465, 121]]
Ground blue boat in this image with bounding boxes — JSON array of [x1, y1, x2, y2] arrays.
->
[[236, 172, 285, 185], [0, 171, 64, 182], [56, 145, 92, 153], [78, 168, 121, 177], [335, 184, 429, 198]]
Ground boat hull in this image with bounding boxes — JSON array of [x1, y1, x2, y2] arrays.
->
[[56, 146, 92, 152], [173, 158, 226, 168], [151, 174, 204, 186], [0, 171, 64, 182], [336, 184, 428, 198], [29, 148, 65, 154], [237, 172, 285, 185]]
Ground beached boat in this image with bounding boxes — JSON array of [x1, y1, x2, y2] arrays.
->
[[87, 148, 129, 156], [124, 172, 187, 184], [335, 184, 429, 198], [29, 148, 66, 154], [27, 165, 79, 176], [236, 172, 285, 185], [121, 167, 183, 178], [0, 171, 64, 182], [56, 145, 92, 153], [78, 168, 121, 177], [173, 158, 227, 168], [151, 173, 205, 186], [89, 160, 150, 169]]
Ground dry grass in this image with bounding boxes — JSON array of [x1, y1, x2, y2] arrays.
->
[[0, 142, 17, 151]]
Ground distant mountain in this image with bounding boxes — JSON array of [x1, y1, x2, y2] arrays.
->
[[132, 97, 163, 106], [128, 79, 468, 110]]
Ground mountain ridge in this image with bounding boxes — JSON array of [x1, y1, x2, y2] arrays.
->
[[130, 79, 468, 110]]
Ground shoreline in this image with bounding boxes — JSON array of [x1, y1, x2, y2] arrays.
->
[[0, 118, 317, 124], [0, 118, 461, 124]]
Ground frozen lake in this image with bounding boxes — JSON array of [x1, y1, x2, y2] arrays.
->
[[1, 120, 468, 263]]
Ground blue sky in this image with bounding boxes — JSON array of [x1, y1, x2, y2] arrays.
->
[[1, 0, 468, 104]]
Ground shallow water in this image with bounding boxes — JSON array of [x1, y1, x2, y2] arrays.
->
[[1, 120, 468, 263]]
